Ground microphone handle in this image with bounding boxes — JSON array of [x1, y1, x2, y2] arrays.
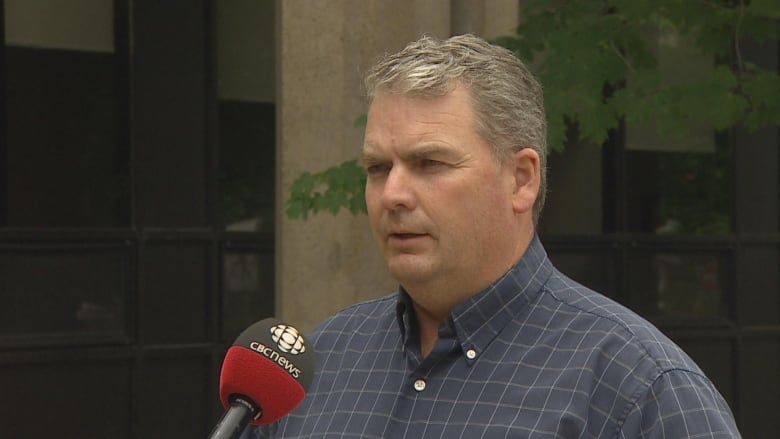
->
[[208, 396, 260, 439]]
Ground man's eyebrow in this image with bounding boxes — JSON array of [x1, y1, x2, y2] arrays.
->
[[405, 144, 450, 158], [360, 147, 385, 166], [361, 143, 463, 165]]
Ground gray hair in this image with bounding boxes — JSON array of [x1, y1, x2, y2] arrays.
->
[[364, 34, 548, 224]]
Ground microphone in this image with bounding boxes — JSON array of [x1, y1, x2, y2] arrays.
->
[[209, 318, 315, 439]]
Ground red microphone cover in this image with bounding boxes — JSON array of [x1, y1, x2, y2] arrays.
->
[[219, 318, 315, 425]]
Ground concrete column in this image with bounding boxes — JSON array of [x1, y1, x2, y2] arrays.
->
[[276, 0, 519, 332]]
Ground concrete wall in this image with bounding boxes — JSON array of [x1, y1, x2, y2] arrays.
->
[[276, 0, 519, 332]]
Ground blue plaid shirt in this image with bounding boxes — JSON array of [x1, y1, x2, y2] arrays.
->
[[246, 236, 740, 438]]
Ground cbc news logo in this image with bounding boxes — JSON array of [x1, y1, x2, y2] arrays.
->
[[270, 324, 306, 355]]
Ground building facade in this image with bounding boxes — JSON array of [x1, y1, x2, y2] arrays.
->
[[0, 1, 777, 437]]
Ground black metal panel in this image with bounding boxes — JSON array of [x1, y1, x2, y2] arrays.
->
[[221, 244, 275, 342], [544, 244, 619, 300], [738, 337, 780, 436], [3, 47, 125, 227], [218, 101, 276, 233], [0, 358, 132, 438], [738, 244, 780, 327], [735, 125, 779, 234], [0, 241, 134, 348], [140, 238, 211, 344], [627, 247, 733, 325], [137, 355, 212, 438], [131, 0, 209, 227]]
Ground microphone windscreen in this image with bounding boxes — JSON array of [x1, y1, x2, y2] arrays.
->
[[219, 318, 315, 425]]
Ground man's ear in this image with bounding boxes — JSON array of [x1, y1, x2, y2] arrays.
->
[[509, 148, 541, 215]]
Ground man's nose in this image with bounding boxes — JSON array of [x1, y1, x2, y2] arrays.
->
[[380, 165, 416, 211]]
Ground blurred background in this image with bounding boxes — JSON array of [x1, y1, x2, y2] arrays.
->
[[0, 0, 777, 437]]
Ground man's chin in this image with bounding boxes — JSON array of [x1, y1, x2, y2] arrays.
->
[[386, 256, 435, 284]]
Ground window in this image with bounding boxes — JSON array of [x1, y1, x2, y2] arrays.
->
[[1, 0, 128, 227], [0, 1, 277, 436], [539, 36, 780, 436]]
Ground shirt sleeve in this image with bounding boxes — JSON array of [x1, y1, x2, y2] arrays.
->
[[619, 369, 741, 439]]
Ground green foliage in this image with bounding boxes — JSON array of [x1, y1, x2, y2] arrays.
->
[[494, 0, 780, 152], [286, 159, 367, 219], [285, 115, 369, 219], [287, 0, 780, 219]]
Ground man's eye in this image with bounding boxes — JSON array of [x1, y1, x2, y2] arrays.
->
[[420, 159, 444, 168], [366, 164, 391, 175]]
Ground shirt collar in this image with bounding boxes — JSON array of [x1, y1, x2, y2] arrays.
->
[[395, 235, 553, 364]]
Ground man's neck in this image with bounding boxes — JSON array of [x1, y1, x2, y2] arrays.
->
[[407, 230, 537, 357]]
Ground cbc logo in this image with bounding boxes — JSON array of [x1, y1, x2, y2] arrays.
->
[[270, 324, 306, 355]]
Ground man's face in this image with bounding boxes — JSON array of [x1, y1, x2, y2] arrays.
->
[[362, 85, 526, 307]]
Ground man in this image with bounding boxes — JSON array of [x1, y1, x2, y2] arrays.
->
[[248, 34, 740, 438]]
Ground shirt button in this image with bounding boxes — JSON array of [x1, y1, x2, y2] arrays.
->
[[466, 348, 477, 360], [413, 379, 426, 392]]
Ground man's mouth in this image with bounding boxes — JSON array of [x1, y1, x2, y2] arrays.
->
[[387, 231, 429, 243], [390, 233, 423, 239]]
